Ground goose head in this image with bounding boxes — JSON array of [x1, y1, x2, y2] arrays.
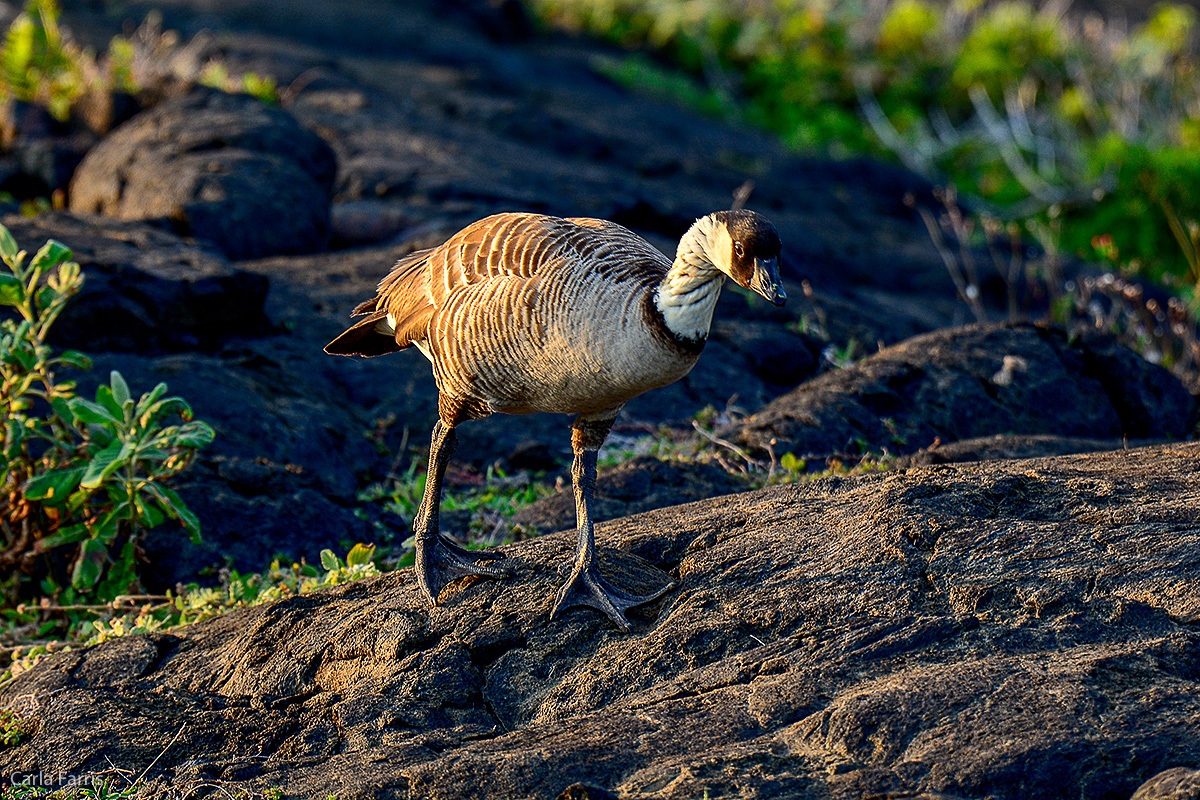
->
[[706, 210, 785, 306]]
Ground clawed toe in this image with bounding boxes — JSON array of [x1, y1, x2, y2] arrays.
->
[[417, 535, 514, 604], [551, 561, 675, 632]]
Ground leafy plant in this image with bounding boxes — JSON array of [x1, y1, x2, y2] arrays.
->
[[359, 461, 555, 551], [198, 61, 281, 105], [1, 705, 35, 746], [1, 0, 81, 120], [0, 0, 285, 135], [0, 224, 213, 608], [1, 544, 381, 690]]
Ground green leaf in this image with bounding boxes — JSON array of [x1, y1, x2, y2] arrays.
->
[[146, 483, 202, 543], [64, 488, 93, 515], [171, 421, 216, 449], [109, 370, 131, 406], [0, 274, 21, 306], [9, 346, 35, 371], [346, 543, 375, 568], [0, 224, 19, 262], [30, 240, 72, 272], [48, 395, 74, 423], [320, 549, 340, 571], [23, 467, 84, 503], [142, 395, 191, 425], [136, 382, 168, 416], [69, 397, 119, 426], [134, 495, 167, 528], [37, 523, 89, 550], [57, 349, 91, 369], [93, 503, 130, 544], [71, 538, 107, 591], [81, 441, 131, 489], [95, 384, 123, 420]]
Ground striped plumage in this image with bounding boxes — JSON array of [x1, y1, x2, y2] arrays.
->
[[327, 209, 784, 630]]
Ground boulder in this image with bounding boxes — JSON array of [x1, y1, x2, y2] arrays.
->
[[69, 87, 336, 260], [0, 99, 95, 197], [0, 212, 269, 352], [2, 443, 1198, 799], [722, 322, 1199, 461]]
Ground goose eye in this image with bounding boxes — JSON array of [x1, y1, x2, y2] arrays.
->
[[734, 241, 745, 258]]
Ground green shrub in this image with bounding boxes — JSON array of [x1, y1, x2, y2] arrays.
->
[[0, 0, 282, 127], [1, 544, 380, 690], [0, 705, 35, 746], [0, 224, 213, 609], [1, 0, 80, 120]]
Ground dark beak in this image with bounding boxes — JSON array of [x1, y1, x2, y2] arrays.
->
[[748, 257, 786, 306]]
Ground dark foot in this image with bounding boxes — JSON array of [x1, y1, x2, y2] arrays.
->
[[551, 561, 675, 632], [416, 534, 513, 604]]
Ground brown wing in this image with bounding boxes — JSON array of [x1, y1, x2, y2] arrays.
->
[[325, 213, 670, 357]]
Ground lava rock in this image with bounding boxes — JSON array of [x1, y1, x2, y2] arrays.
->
[[0, 99, 94, 197], [0, 212, 269, 352], [69, 87, 336, 259], [4, 443, 1199, 799], [722, 321, 1199, 460], [895, 433, 1153, 467]]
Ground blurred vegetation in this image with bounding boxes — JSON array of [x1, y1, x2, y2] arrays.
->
[[0, 0, 278, 125], [533, 0, 1200, 299]]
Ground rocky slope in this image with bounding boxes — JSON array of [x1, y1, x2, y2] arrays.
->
[[3, 444, 1199, 799], [4, 0, 1194, 581]]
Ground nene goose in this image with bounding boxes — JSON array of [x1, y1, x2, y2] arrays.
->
[[326, 210, 784, 631]]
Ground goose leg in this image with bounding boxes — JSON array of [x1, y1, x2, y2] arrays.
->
[[551, 417, 675, 632], [413, 419, 512, 604]]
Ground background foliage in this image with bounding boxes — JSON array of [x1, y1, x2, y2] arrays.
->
[[533, 0, 1200, 296]]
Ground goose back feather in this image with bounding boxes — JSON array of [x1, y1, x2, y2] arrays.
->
[[328, 212, 704, 419]]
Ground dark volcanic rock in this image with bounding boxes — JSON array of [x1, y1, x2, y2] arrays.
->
[[142, 456, 366, 590], [510, 455, 749, 534], [0, 99, 95, 197], [0, 212, 269, 352], [1133, 769, 1200, 800], [69, 87, 336, 259], [79, 347, 376, 586], [3, 443, 1199, 799], [723, 321, 1199, 460], [895, 433, 1155, 467]]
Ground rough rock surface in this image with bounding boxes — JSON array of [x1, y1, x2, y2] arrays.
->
[[1132, 768, 1200, 800], [894, 433, 1158, 467], [69, 88, 336, 259], [723, 322, 1199, 461], [510, 455, 749, 535], [3, 443, 1199, 799], [0, 212, 269, 352]]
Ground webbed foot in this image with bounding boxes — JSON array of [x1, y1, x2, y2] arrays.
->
[[416, 534, 513, 604], [550, 560, 675, 632]]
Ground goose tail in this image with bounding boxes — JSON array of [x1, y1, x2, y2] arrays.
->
[[324, 310, 402, 357]]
